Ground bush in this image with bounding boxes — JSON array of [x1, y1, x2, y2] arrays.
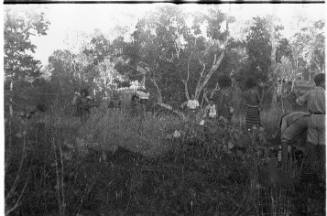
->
[[78, 106, 183, 157]]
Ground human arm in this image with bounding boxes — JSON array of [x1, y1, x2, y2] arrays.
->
[[180, 101, 187, 109], [296, 92, 309, 106]]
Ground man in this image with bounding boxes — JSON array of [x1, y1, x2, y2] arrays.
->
[[216, 75, 234, 122], [108, 91, 121, 110], [130, 94, 140, 117], [242, 77, 262, 131], [295, 73, 325, 215], [296, 73, 325, 145], [73, 89, 93, 123], [280, 111, 309, 169], [181, 95, 200, 121], [203, 97, 217, 119], [186, 95, 200, 110], [202, 97, 218, 142]]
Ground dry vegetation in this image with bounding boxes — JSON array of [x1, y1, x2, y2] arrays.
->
[[6, 99, 319, 216]]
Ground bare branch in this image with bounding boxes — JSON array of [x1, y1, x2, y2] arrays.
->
[[182, 55, 192, 100], [59, 143, 66, 216], [193, 21, 230, 100], [194, 61, 206, 99], [199, 61, 206, 78], [182, 80, 190, 101], [156, 103, 186, 120], [195, 51, 225, 100], [6, 129, 27, 200], [150, 77, 163, 104], [186, 56, 191, 83], [150, 72, 186, 120], [213, 54, 217, 65], [5, 176, 29, 216], [202, 88, 209, 105]]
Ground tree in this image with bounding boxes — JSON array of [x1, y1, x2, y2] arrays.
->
[[4, 9, 49, 117], [276, 38, 293, 63], [47, 32, 125, 103], [113, 6, 233, 117], [292, 20, 325, 78], [245, 17, 272, 83]]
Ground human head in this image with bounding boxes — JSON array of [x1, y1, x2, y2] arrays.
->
[[80, 89, 89, 97], [245, 77, 257, 89], [131, 94, 139, 102], [313, 73, 325, 88], [36, 104, 47, 112]]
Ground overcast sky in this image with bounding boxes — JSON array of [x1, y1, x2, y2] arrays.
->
[[4, 4, 326, 66]]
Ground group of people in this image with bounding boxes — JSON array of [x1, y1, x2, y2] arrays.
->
[[198, 73, 325, 215], [280, 73, 325, 165], [184, 76, 263, 132]]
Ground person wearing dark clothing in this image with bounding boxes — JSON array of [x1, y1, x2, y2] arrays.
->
[[73, 89, 93, 123], [130, 94, 140, 117], [108, 91, 121, 110], [216, 87, 233, 122], [242, 78, 261, 131], [216, 74, 234, 122]]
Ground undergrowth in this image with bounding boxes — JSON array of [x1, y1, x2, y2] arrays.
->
[[4, 104, 324, 216]]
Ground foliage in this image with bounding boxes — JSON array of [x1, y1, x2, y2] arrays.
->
[[276, 38, 293, 63], [4, 9, 49, 81], [245, 17, 272, 82], [112, 6, 234, 107], [4, 9, 50, 120], [292, 20, 325, 76]]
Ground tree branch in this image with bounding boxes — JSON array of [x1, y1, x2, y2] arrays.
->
[[193, 20, 230, 100], [195, 51, 225, 100], [194, 61, 206, 99], [6, 128, 27, 201], [150, 77, 163, 104], [209, 82, 220, 98], [155, 103, 186, 120], [151, 75, 185, 120], [182, 55, 192, 100], [5, 176, 29, 216]]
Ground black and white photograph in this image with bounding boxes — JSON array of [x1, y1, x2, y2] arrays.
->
[[3, 1, 326, 215]]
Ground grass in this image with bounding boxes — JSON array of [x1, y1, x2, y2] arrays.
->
[[4, 101, 324, 216]]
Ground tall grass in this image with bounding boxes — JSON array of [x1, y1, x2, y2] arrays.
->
[[78, 103, 183, 157], [5, 100, 322, 216]]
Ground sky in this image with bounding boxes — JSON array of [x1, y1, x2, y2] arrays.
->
[[4, 3, 326, 66]]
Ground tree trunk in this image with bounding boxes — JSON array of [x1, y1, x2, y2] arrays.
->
[[150, 77, 185, 120], [151, 78, 163, 104], [9, 79, 13, 117], [194, 51, 225, 100]]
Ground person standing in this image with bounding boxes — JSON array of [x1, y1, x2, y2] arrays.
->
[[203, 97, 217, 120], [294, 73, 325, 215], [296, 73, 325, 146], [216, 74, 234, 122], [202, 97, 218, 143], [242, 77, 262, 131], [181, 95, 200, 121], [73, 89, 93, 123]]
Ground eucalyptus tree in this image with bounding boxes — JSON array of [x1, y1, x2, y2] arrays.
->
[[112, 6, 235, 117], [4, 9, 49, 117]]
